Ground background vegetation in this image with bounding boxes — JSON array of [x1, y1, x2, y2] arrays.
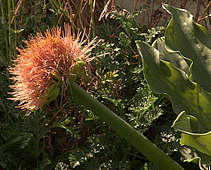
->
[[0, 0, 210, 169]]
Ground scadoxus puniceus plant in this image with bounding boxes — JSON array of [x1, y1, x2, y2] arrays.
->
[[8, 23, 183, 170]]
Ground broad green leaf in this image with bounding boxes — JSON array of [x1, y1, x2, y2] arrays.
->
[[163, 4, 211, 93], [136, 40, 211, 156], [180, 147, 211, 169], [136, 4, 211, 160], [152, 38, 191, 76], [172, 111, 211, 156], [181, 132, 211, 156]]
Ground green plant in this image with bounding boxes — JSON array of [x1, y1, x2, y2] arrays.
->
[[0, 0, 17, 65], [136, 4, 211, 169], [3, 1, 207, 169], [0, 0, 62, 66], [69, 82, 183, 170], [7, 10, 183, 169]]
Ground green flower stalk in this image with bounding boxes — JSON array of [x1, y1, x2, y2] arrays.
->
[[70, 82, 184, 170], [9, 24, 183, 170]]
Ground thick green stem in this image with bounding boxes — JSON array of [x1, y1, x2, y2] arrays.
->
[[70, 82, 184, 170]]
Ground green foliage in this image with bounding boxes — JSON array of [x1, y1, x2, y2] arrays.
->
[[0, 1, 205, 169], [136, 4, 211, 169], [0, 63, 50, 169], [0, 0, 64, 66]]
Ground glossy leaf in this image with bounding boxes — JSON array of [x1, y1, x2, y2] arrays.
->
[[163, 4, 211, 93], [136, 4, 211, 158], [152, 38, 191, 76]]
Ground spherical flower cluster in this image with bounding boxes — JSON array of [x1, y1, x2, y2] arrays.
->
[[9, 24, 97, 111]]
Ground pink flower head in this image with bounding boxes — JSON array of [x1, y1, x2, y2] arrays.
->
[[9, 24, 97, 111]]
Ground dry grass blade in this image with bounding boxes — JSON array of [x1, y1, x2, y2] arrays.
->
[[11, 0, 24, 24], [63, 0, 105, 37], [133, 0, 139, 12], [99, 0, 111, 21], [197, 1, 211, 22]]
